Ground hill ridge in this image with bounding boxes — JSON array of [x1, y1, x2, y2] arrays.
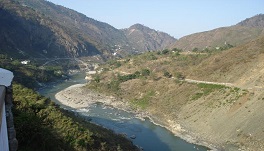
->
[[237, 14, 264, 28], [170, 14, 264, 51], [122, 23, 176, 52]]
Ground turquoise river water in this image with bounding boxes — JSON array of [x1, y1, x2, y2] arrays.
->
[[38, 72, 209, 151]]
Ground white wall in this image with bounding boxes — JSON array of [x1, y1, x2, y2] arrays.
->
[[0, 103, 9, 151]]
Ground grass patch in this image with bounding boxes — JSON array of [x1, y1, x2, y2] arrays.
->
[[191, 83, 227, 101], [191, 92, 204, 100], [131, 91, 155, 109], [197, 83, 227, 90]]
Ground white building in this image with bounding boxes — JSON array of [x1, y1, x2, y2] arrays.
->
[[21, 60, 30, 65]]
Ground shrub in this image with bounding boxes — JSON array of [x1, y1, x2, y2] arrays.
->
[[146, 53, 157, 60], [172, 48, 182, 52], [163, 71, 172, 78], [161, 49, 170, 54], [117, 71, 141, 82], [108, 60, 121, 68], [94, 75, 100, 83], [107, 80, 120, 92], [175, 72, 185, 80], [192, 47, 199, 52], [141, 69, 150, 76]]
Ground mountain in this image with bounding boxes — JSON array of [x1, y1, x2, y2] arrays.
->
[[237, 14, 264, 28], [87, 34, 264, 151], [122, 24, 176, 52], [0, 0, 100, 58], [15, 0, 134, 57], [189, 34, 264, 89], [170, 14, 264, 51], [0, 0, 175, 59]]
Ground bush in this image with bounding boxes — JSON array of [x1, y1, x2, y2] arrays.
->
[[175, 72, 185, 80], [108, 60, 121, 68], [94, 75, 100, 83], [172, 48, 182, 52], [107, 80, 120, 92], [145, 53, 157, 60], [163, 71, 172, 78], [161, 49, 170, 54], [192, 47, 199, 52], [141, 69, 150, 76], [117, 71, 142, 83]]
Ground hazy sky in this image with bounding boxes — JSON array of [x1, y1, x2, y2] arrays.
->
[[47, 0, 263, 38]]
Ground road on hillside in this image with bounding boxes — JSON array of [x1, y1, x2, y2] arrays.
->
[[184, 79, 234, 87]]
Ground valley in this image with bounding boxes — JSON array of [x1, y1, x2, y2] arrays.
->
[[0, 0, 264, 151], [39, 72, 209, 151]]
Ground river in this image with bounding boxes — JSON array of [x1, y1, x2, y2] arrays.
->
[[38, 72, 209, 151]]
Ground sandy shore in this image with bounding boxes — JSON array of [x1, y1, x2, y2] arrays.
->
[[55, 84, 131, 110], [55, 84, 218, 150]]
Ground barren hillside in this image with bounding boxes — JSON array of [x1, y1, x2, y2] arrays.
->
[[86, 36, 264, 150], [170, 14, 264, 51]]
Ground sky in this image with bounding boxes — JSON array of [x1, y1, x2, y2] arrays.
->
[[47, 0, 264, 38]]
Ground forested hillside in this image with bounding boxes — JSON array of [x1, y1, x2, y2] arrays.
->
[[0, 55, 138, 151], [12, 84, 138, 151]]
